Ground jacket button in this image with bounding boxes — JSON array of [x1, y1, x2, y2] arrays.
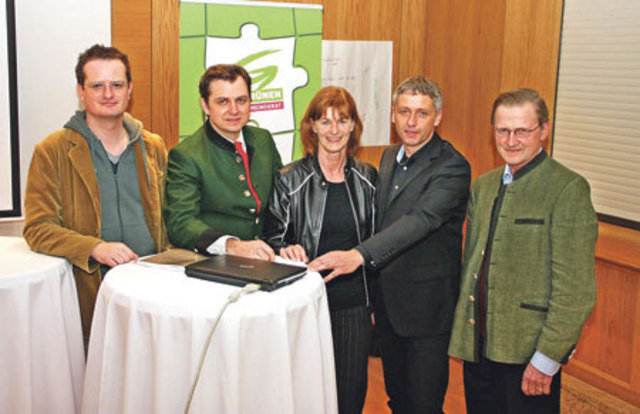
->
[[236, 156, 243, 164], [481, 249, 485, 256], [244, 190, 251, 197], [468, 319, 476, 325], [249, 208, 256, 214], [255, 217, 260, 224], [239, 174, 246, 181], [473, 273, 478, 280], [469, 295, 475, 302]]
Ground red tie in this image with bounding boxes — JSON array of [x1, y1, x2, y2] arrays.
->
[[234, 141, 261, 213]]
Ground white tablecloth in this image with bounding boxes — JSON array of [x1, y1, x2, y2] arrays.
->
[[83, 261, 337, 414], [0, 237, 85, 414]]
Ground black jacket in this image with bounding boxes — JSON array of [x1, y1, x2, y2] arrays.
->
[[357, 134, 471, 336], [263, 155, 377, 305]]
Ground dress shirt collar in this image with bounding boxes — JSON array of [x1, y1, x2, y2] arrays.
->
[[502, 148, 547, 185], [396, 133, 440, 165], [204, 120, 246, 152]]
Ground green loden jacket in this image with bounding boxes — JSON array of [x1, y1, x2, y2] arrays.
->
[[164, 122, 283, 250], [448, 152, 598, 365]]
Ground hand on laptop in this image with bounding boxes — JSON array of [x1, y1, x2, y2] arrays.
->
[[279, 244, 309, 263], [226, 239, 275, 262]]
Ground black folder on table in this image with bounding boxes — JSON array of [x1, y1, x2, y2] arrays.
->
[[185, 255, 307, 291]]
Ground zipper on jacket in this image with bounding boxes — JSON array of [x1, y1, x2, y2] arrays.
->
[[312, 180, 328, 260], [344, 171, 371, 308]]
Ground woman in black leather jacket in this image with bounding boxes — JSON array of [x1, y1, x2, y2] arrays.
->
[[263, 86, 377, 414]]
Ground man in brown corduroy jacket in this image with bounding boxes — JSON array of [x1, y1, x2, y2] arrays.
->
[[23, 44, 168, 340]]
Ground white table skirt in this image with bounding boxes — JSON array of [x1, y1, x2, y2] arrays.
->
[[83, 261, 337, 414], [0, 237, 85, 414]]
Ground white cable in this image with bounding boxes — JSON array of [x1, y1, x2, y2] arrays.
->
[[184, 283, 261, 414]]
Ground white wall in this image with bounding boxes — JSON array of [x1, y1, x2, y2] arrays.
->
[[0, 0, 110, 236]]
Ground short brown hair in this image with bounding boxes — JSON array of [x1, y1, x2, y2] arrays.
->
[[393, 76, 442, 112], [75, 44, 131, 86], [199, 64, 252, 101], [300, 86, 363, 157], [491, 88, 549, 125]]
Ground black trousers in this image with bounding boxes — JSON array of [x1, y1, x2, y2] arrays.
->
[[463, 346, 561, 414], [330, 305, 373, 414], [374, 293, 449, 414]]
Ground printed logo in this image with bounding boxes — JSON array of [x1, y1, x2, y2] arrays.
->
[[205, 24, 307, 133]]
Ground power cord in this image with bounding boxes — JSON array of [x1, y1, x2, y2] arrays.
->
[[184, 283, 261, 414]]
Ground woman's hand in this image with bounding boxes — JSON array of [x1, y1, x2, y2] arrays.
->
[[279, 244, 309, 263]]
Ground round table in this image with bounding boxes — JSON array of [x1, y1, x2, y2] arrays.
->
[[0, 237, 84, 413], [82, 261, 337, 414]]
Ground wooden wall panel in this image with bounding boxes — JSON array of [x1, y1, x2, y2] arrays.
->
[[112, 0, 152, 130], [398, 0, 429, 83], [357, 146, 386, 167], [564, 223, 640, 407], [422, 0, 563, 178], [500, 0, 563, 152], [113, 0, 179, 146], [423, 0, 507, 178], [150, 0, 180, 147], [575, 262, 636, 383]]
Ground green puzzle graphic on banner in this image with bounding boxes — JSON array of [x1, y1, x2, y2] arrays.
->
[[179, 0, 322, 162]]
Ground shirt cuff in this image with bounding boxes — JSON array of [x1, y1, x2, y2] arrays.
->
[[530, 351, 561, 376], [206, 235, 237, 255]]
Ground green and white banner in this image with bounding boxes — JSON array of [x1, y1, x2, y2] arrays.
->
[[180, 0, 323, 163]]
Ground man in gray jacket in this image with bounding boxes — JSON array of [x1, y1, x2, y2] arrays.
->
[[448, 88, 598, 413]]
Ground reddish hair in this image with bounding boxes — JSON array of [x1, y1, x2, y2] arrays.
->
[[300, 86, 363, 157]]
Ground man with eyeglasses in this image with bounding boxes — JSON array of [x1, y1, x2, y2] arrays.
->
[[164, 64, 282, 260], [23, 44, 168, 340], [448, 88, 598, 413]]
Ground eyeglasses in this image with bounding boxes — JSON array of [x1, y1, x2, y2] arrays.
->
[[494, 125, 541, 139], [86, 81, 128, 93]]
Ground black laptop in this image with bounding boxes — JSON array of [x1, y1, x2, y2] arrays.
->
[[185, 255, 307, 291]]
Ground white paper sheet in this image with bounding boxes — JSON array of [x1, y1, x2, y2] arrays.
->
[[322, 41, 393, 146]]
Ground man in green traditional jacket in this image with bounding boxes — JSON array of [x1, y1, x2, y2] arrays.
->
[[448, 88, 598, 414], [165, 64, 282, 260]]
